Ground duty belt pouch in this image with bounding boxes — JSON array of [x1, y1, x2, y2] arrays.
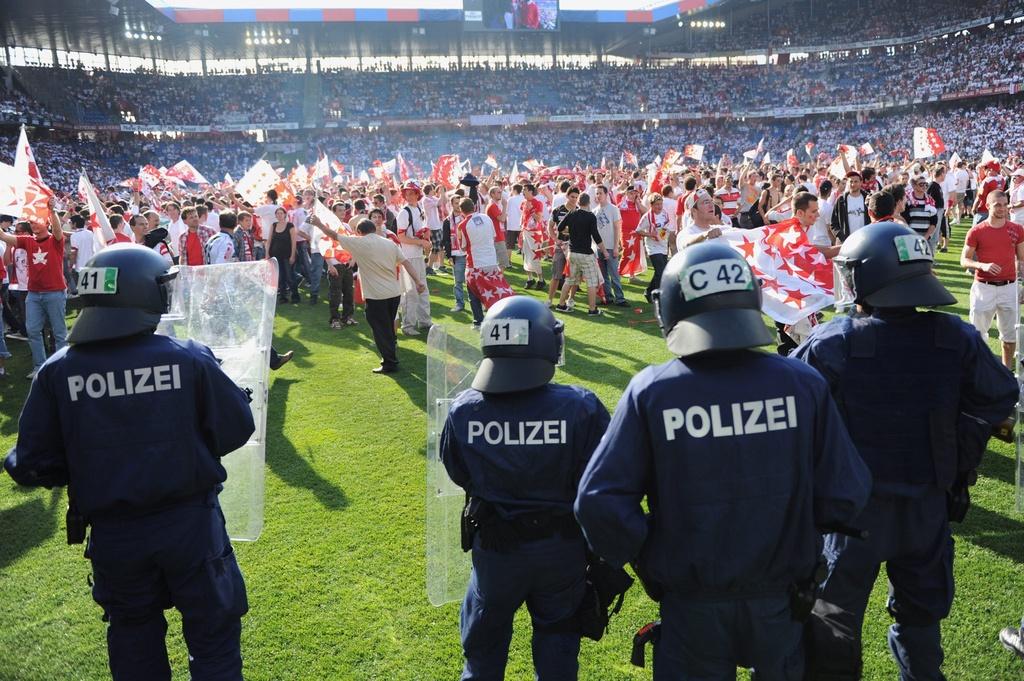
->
[[789, 561, 827, 622], [461, 495, 481, 552], [66, 507, 86, 546]]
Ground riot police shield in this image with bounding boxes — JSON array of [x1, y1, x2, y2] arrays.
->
[[157, 259, 278, 541], [426, 323, 481, 606]]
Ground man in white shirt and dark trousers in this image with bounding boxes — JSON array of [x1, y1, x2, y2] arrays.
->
[[311, 216, 427, 374], [395, 181, 433, 336]]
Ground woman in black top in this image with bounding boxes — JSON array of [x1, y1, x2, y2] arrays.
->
[[268, 207, 298, 303]]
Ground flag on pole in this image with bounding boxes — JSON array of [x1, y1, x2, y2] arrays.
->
[[743, 149, 758, 161], [623, 151, 638, 167], [235, 160, 280, 205], [288, 162, 309, 189], [485, 154, 499, 169], [949, 152, 962, 168], [786, 149, 799, 168], [913, 128, 946, 159], [755, 137, 766, 155], [858, 142, 875, 156], [723, 221, 834, 325], [980, 148, 997, 166], [312, 152, 332, 184], [683, 144, 705, 162], [166, 160, 210, 185], [0, 162, 52, 226], [14, 125, 41, 181], [522, 159, 544, 173], [396, 153, 411, 183], [138, 165, 163, 188], [80, 170, 117, 246], [805, 142, 816, 158]]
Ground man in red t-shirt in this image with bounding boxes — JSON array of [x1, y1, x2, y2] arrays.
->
[[0, 203, 67, 378], [486, 186, 509, 269], [972, 160, 1006, 226], [961, 190, 1024, 369]]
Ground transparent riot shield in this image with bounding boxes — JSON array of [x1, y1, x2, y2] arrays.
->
[[426, 323, 482, 606], [156, 259, 278, 541], [1017, 313, 1024, 513]]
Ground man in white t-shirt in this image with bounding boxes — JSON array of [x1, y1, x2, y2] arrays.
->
[[952, 162, 970, 222], [163, 202, 186, 260], [252, 189, 281, 257], [634, 193, 673, 303], [457, 197, 513, 326], [68, 215, 97, 275], [1009, 170, 1024, 225], [593, 185, 626, 306], [505, 184, 525, 252], [676, 189, 731, 250], [423, 184, 446, 275], [394, 181, 432, 335]]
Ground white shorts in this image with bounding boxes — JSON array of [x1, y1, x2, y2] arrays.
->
[[969, 280, 1018, 343]]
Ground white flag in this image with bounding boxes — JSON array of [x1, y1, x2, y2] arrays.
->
[[14, 125, 41, 181], [80, 171, 117, 247], [980, 148, 997, 166], [948, 152, 962, 168], [235, 160, 280, 205]]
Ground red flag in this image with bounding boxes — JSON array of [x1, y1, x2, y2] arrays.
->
[[805, 142, 816, 158], [166, 160, 210, 185], [466, 269, 515, 309], [623, 151, 638, 167], [786, 148, 799, 168], [431, 154, 460, 190], [648, 149, 680, 196], [723, 219, 834, 325]]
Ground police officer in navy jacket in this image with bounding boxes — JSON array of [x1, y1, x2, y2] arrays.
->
[[440, 295, 610, 680], [4, 244, 255, 681], [575, 242, 871, 680]]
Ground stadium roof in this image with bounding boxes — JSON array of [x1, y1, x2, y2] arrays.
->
[[1, 0, 758, 62]]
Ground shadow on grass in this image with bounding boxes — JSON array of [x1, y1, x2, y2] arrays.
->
[[955, 502, 1024, 564], [0, 487, 61, 571], [978, 447, 1017, 488], [266, 378, 349, 510]]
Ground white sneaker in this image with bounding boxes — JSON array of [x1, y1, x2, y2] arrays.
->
[[26, 369, 37, 380]]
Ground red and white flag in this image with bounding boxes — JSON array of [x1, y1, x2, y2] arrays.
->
[[762, 151, 772, 166], [166, 160, 209, 185], [522, 159, 544, 173], [980, 148, 997, 166], [396, 153, 411, 183], [859, 142, 875, 156], [805, 142, 816, 158], [786, 148, 799, 168], [743, 148, 758, 161], [683, 144, 704, 162], [288, 162, 309, 189], [913, 128, 945, 159], [138, 165, 163, 188], [484, 154, 499, 169], [466, 269, 515, 309], [331, 160, 345, 176], [0, 162, 52, 227], [14, 126, 41, 182], [623, 151, 638, 167], [431, 154, 461, 190], [724, 220, 835, 325], [649, 149, 680, 195], [755, 137, 766, 155]]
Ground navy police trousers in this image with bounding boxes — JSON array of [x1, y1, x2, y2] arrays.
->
[[654, 594, 804, 681], [808, 490, 953, 681], [86, 496, 248, 681], [460, 535, 587, 681]]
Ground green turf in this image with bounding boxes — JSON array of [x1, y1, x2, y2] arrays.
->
[[1, 221, 1023, 680]]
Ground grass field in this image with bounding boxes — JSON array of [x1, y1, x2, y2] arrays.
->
[[1, 221, 1023, 680]]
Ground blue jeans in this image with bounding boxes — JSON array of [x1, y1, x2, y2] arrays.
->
[[291, 241, 312, 297], [452, 255, 466, 308], [308, 252, 324, 298], [598, 252, 625, 303], [972, 212, 988, 226], [26, 290, 67, 370]]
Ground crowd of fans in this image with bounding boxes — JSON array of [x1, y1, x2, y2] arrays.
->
[[6, 20, 1022, 128], [682, 0, 1021, 51], [3, 97, 1021, 194]]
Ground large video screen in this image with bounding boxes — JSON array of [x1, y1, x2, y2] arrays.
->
[[464, 0, 559, 31]]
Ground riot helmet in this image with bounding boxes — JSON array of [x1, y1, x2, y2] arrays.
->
[[472, 296, 564, 394], [833, 221, 955, 311], [653, 242, 774, 357], [68, 244, 179, 344]]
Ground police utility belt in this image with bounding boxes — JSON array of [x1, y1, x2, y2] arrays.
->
[[461, 496, 634, 642], [460, 496, 580, 552], [66, 490, 218, 545]]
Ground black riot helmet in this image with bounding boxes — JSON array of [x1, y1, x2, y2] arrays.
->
[[472, 295, 564, 394], [653, 241, 774, 357], [68, 244, 179, 345], [833, 221, 955, 310]]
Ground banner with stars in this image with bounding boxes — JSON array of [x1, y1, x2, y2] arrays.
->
[[722, 220, 835, 325]]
